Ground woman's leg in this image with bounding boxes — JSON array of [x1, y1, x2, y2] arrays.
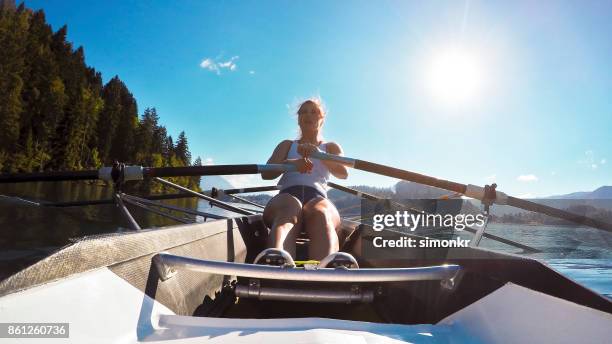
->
[[262, 193, 303, 258], [302, 197, 341, 260]]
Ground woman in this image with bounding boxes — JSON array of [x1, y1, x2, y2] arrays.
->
[[261, 98, 348, 261]]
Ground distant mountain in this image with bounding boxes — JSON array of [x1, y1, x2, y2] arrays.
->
[[391, 183, 612, 216], [486, 186, 612, 216], [393, 181, 449, 199], [547, 186, 612, 200]]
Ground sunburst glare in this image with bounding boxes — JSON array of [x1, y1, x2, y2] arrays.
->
[[426, 48, 485, 106]]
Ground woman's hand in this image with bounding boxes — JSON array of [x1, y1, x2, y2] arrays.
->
[[288, 158, 313, 174], [320, 142, 348, 179], [297, 143, 321, 158]]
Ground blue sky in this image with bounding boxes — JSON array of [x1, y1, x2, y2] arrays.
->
[[27, 0, 611, 197]]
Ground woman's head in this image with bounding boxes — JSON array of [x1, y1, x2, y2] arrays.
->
[[297, 98, 326, 141]]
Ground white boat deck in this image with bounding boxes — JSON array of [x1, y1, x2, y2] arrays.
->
[[146, 316, 473, 343], [0, 267, 610, 343]]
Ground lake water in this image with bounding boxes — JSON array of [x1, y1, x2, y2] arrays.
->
[[0, 182, 610, 298], [481, 223, 612, 298]]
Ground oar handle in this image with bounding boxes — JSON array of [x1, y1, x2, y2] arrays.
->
[[310, 151, 356, 167]]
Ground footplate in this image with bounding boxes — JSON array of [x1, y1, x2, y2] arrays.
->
[[152, 252, 460, 283]]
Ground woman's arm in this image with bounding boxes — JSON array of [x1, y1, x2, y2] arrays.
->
[[261, 140, 292, 180], [262, 140, 313, 179], [323, 142, 348, 179]]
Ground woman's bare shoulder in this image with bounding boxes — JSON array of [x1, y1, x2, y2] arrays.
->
[[277, 139, 293, 149], [325, 141, 343, 154], [271, 140, 293, 154]]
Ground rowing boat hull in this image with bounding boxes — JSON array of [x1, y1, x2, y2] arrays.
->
[[0, 216, 611, 343]]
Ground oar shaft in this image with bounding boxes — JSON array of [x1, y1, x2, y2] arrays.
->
[[508, 196, 612, 232], [354, 160, 467, 194], [314, 151, 612, 233], [0, 170, 98, 183], [144, 164, 295, 178], [312, 152, 466, 193], [144, 165, 260, 178], [0, 164, 295, 183], [222, 185, 280, 195]]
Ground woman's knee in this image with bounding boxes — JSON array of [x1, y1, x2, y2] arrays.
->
[[263, 193, 303, 226], [303, 199, 337, 221]]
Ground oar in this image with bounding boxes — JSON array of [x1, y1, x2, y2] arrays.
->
[[327, 182, 540, 253], [220, 185, 281, 195], [313, 151, 612, 233], [0, 164, 296, 183]]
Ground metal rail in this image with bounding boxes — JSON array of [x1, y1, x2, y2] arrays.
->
[[154, 177, 255, 216], [235, 284, 374, 303], [223, 193, 265, 209], [153, 252, 460, 282], [121, 193, 226, 220], [41, 192, 197, 207], [120, 195, 193, 224], [114, 193, 141, 230]]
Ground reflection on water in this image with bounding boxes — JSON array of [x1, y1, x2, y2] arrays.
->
[[480, 223, 612, 299], [0, 181, 202, 280], [480, 223, 612, 260]]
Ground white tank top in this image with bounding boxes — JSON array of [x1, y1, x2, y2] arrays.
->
[[278, 140, 331, 196]]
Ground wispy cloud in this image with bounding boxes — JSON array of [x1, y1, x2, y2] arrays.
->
[[485, 174, 496, 182], [517, 174, 538, 182], [578, 150, 606, 170], [199, 59, 214, 69], [203, 157, 214, 165], [199, 56, 239, 74]]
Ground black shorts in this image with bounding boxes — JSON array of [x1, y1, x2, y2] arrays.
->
[[280, 185, 326, 204]]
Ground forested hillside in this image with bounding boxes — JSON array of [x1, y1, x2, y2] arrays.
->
[[0, 3, 201, 190]]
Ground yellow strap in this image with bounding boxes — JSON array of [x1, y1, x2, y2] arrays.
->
[[294, 260, 320, 266]]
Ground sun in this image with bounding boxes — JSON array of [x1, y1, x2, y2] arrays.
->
[[426, 48, 484, 105]]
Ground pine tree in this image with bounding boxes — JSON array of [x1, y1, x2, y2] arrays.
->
[[108, 79, 138, 163], [174, 131, 191, 166], [191, 156, 202, 190], [96, 76, 123, 163], [21, 10, 66, 170], [0, 6, 28, 171], [135, 107, 159, 164], [0, 3, 197, 183], [163, 135, 174, 164]]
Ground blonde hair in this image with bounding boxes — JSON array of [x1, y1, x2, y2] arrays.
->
[[296, 97, 326, 141]]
